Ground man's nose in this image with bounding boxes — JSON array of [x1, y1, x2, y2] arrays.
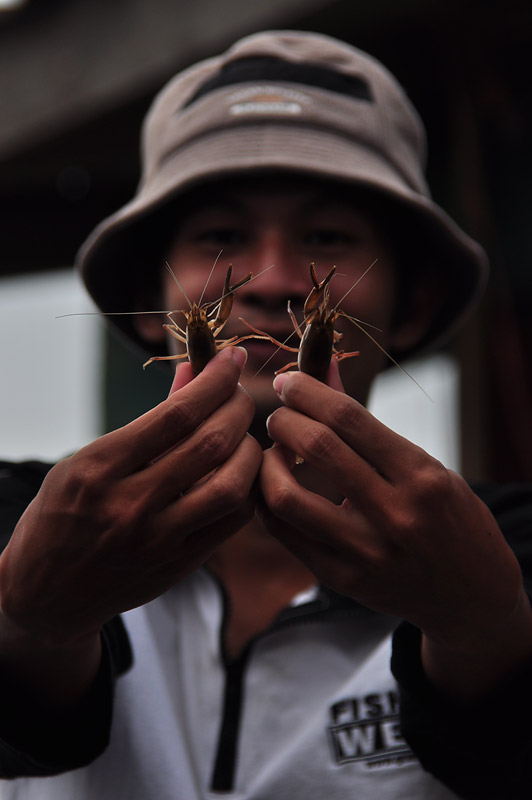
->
[[236, 235, 310, 312]]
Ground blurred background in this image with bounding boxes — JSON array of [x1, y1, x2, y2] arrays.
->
[[0, 0, 530, 481]]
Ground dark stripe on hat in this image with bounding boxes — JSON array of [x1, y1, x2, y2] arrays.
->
[[184, 56, 373, 108]]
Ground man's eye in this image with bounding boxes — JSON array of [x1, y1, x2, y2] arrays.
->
[[305, 230, 353, 247], [197, 229, 245, 246]]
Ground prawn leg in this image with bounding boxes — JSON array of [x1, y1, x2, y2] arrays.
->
[[163, 323, 187, 345], [238, 318, 300, 354], [143, 352, 189, 368], [334, 350, 360, 361], [286, 300, 304, 339]]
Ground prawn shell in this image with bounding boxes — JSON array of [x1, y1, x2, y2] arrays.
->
[[186, 317, 218, 375], [298, 319, 335, 382]]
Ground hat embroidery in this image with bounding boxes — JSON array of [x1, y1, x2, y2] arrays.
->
[[229, 85, 306, 116]]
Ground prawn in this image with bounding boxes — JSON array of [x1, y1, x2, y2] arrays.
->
[[241, 261, 429, 397], [143, 261, 260, 374], [240, 262, 367, 382], [59, 257, 272, 376]]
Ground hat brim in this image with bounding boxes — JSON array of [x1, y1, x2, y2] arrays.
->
[[77, 124, 488, 360]]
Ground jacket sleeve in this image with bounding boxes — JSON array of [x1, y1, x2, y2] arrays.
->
[[0, 460, 133, 777], [0, 460, 54, 554], [391, 482, 532, 800]]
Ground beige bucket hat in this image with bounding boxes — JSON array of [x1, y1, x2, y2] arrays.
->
[[76, 29, 488, 358]]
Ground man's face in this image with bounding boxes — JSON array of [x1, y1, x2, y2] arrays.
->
[[148, 176, 407, 416]]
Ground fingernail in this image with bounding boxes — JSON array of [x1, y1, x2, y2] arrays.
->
[[273, 372, 289, 397], [231, 346, 248, 370]]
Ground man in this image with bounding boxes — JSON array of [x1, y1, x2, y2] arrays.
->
[[1, 30, 532, 799]]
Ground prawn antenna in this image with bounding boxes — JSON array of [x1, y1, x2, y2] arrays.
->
[[164, 261, 193, 309], [56, 309, 173, 318], [198, 250, 223, 306], [241, 324, 300, 387], [340, 311, 433, 401], [57, 262, 276, 321], [332, 258, 379, 312], [214, 263, 276, 307]]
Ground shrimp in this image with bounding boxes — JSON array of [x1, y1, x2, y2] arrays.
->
[[58, 259, 273, 376], [143, 262, 259, 374], [240, 262, 362, 383], [241, 261, 429, 396]]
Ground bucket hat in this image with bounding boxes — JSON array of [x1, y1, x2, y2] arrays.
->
[[76, 29, 488, 358]]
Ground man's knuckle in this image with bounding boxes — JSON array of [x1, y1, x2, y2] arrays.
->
[[267, 483, 297, 517], [300, 426, 336, 461], [388, 506, 418, 539], [197, 428, 232, 463], [165, 398, 197, 439], [411, 460, 450, 503], [208, 474, 246, 512], [61, 454, 107, 503], [330, 397, 361, 431]]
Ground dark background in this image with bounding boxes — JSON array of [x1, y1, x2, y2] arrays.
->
[[1, 0, 531, 482]]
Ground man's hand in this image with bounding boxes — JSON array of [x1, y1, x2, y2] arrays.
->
[[259, 368, 532, 699], [0, 347, 261, 648]]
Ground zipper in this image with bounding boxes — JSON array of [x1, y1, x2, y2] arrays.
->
[[207, 572, 370, 793], [209, 643, 252, 792], [209, 572, 249, 793]]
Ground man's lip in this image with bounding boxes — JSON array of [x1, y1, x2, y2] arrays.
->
[[238, 313, 301, 333], [241, 339, 297, 372], [241, 337, 293, 351], [225, 319, 296, 340]]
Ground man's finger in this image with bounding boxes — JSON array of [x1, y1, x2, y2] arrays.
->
[[93, 348, 247, 474], [273, 370, 425, 480], [133, 387, 256, 506], [169, 361, 195, 395], [156, 434, 262, 537]]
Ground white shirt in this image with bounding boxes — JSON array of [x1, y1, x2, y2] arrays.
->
[[0, 570, 459, 799]]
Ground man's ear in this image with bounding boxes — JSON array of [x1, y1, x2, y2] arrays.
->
[[389, 275, 444, 354]]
